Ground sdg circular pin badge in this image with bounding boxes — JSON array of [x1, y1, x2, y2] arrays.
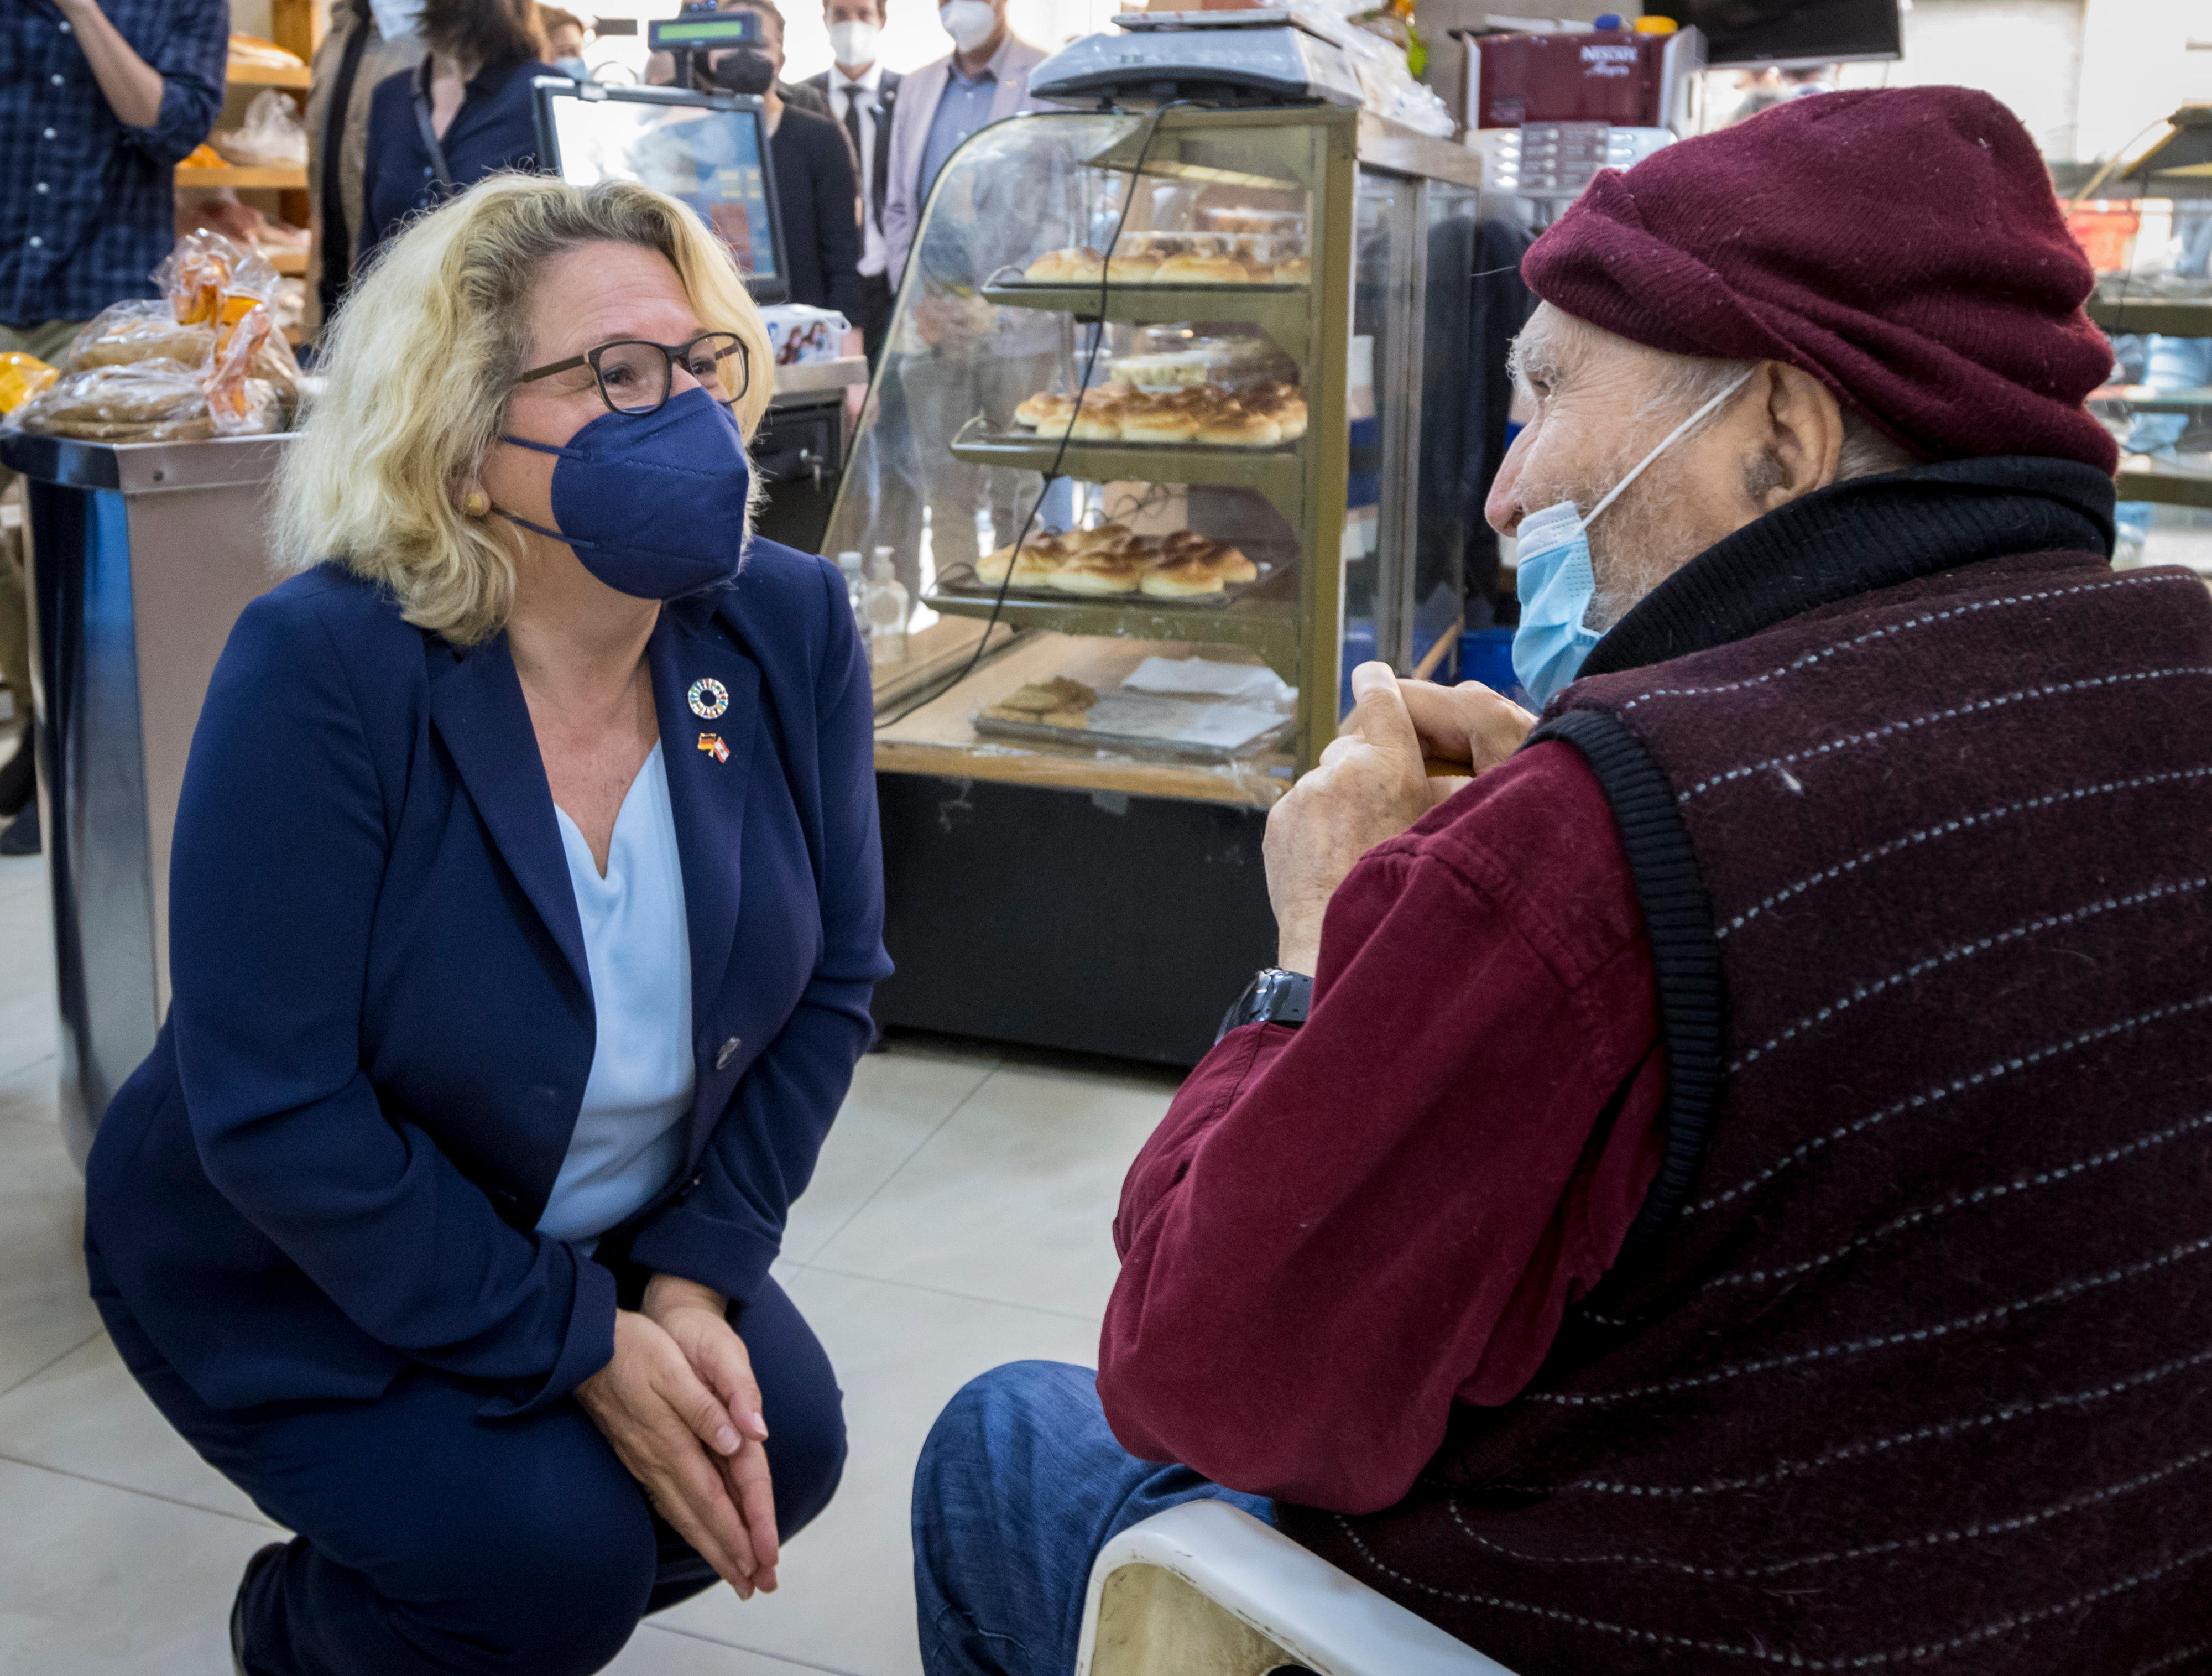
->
[[688, 678, 730, 720]]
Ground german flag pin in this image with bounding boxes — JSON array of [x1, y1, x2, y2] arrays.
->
[[697, 731, 730, 764]]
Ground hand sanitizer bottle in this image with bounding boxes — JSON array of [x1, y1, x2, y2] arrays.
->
[[865, 553, 910, 665]]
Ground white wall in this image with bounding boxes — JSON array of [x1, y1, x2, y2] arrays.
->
[[2074, 0, 2212, 163], [1833, 0, 2086, 157]]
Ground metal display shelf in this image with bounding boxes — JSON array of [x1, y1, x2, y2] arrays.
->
[[980, 281, 1313, 358], [947, 419, 1307, 522], [2117, 464, 2212, 509], [2086, 294, 2212, 335], [922, 586, 1300, 676], [2091, 384, 2212, 413]]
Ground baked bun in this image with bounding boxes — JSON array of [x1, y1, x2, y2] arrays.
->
[[1012, 391, 1076, 431], [1023, 246, 1105, 283], [977, 542, 1065, 586], [1106, 252, 1161, 283], [1194, 408, 1280, 447], [1047, 553, 1146, 594], [1069, 398, 1126, 441], [1139, 556, 1227, 598], [994, 675, 1098, 715], [1154, 253, 1249, 284], [1274, 256, 1312, 284], [1066, 522, 1136, 554], [1205, 544, 1259, 584], [1122, 407, 1199, 444]]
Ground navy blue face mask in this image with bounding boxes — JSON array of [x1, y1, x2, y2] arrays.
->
[[497, 387, 752, 601]]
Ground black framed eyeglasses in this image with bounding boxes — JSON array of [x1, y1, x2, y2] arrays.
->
[[516, 331, 750, 414]]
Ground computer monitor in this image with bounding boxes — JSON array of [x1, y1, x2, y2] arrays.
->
[[1647, 0, 1900, 68], [532, 79, 790, 304]]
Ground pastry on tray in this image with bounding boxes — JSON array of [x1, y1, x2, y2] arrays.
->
[[983, 675, 1098, 730], [1022, 246, 1105, 283], [968, 526, 1262, 600], [1008, 379, 1305, 449]]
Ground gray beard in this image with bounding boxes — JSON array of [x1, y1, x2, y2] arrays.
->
[[1581, 471, 1702, 634]]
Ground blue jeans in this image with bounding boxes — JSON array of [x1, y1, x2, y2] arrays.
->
[[911, 1361, 1272, 1676]]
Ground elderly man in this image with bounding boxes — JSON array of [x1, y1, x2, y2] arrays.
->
[[911, 88, 2212, 1675]]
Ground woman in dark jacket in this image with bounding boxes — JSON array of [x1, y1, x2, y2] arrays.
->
[[86, 174, 886, 1676], [357, 0, 555, 272]]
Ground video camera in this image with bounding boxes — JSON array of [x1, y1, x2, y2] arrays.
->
[[648, 1, 776, 95]]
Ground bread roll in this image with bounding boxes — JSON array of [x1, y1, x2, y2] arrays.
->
[[1206, 544, 1259, 583], [1069, 398, 1125, 441], [1105, 251, 1161, 283], [1274, 256, 1312, 284], [1123, 407, 1199, 443], [1047, 553, 1145, 594], [1139, 557, 1227, 598], [1013, 391, 1076, 431], [1022, 246, 1104, 283], [1154, 253, 1249, 284], [1194, 408, 1280, 447]]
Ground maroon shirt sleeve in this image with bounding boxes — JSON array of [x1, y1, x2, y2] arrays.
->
[[1099, 742, 1666, 1513]]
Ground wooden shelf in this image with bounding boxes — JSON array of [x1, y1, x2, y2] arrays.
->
[[175, 165, 307, 189], [872, 632, 1292, 809], [226, 63, 311, 87]]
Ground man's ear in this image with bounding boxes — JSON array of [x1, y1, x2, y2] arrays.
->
[[1749, 361, 1846, 512]]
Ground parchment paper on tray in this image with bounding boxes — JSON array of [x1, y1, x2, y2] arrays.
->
[[972, 690, 1292, 761], [1119, 655, 1297, 708]]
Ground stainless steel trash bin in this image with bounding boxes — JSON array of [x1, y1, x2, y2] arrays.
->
[[0, 431, 288, 1165]]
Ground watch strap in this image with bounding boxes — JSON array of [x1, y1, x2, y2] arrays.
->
[[1216, 967, 1313, 1043]]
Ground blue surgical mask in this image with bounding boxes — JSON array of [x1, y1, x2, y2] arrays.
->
[[1510, 370, 1756, 708], [497, 388, 753, 602]]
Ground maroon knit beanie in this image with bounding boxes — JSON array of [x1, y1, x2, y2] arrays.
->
[[1521, 87, 2118, 473]]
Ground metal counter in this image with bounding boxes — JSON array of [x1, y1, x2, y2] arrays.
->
[[1, 359, 872, 1162], [0, 430, 290, 1164]]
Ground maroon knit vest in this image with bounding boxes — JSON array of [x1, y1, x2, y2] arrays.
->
[[1278, 549, 2212, 1673]]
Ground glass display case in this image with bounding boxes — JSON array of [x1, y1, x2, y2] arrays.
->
[[825, 103, 1481, 809], [828, 101, 1481, 1062]]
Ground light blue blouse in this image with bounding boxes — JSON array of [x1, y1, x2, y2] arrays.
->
[[537, 742, 696, 1248]]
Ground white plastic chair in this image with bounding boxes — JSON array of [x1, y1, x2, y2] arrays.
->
[[1072, 1501, 1519, 1676]]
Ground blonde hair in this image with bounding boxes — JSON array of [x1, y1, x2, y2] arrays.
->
[[278, 174, 774, 646]]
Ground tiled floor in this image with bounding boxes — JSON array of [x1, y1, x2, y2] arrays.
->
[[0, 844, 1183, 1675]]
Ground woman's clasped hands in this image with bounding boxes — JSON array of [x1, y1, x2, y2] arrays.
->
[[576, 1274, 782, 1597]]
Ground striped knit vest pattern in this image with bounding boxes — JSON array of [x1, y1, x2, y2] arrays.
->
[[1276, 551, 2212, 1674]]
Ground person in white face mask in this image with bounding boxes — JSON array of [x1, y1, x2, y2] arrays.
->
[[800, 0, 902, 361], [877, 0, 1048, 285]]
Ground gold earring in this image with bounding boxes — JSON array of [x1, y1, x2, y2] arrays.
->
[[461, 488, 489, 517]]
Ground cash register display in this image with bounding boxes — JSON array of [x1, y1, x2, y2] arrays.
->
[[544, 92, 780, 285]]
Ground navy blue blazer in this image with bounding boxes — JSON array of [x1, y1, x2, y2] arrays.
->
[[84, 540, 889, 1417]]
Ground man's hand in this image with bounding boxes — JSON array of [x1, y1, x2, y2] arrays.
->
[[1264, 663, 1439, 975], [641, 1274, 781, 1594], [52, 0, 166, 129], [1402, 679, 1536, 779], [575, 1305, 773, 1599]]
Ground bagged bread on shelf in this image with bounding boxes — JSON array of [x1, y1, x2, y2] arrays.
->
[[66, 300, 217, 371], [227, 32, 306, 70], [6, 232, 296, 440], [212, 89, 309, 169], [11, 358, 216, 440], [0, 353, 59, 415]]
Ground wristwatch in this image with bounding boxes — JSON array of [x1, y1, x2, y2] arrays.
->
[[1216, 967, 1313, 1042]]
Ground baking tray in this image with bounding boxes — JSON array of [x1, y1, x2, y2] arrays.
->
[[972, 694, 1294, 762], [933, 551, 1285, 612]]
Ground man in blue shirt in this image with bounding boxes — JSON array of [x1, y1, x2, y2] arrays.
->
[[1, 0, 228, 855]]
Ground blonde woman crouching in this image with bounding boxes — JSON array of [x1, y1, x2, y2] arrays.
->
[[84, 173, 888, 1676]]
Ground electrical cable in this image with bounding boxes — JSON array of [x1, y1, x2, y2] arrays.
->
[[875, 98, 1197, 730]]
